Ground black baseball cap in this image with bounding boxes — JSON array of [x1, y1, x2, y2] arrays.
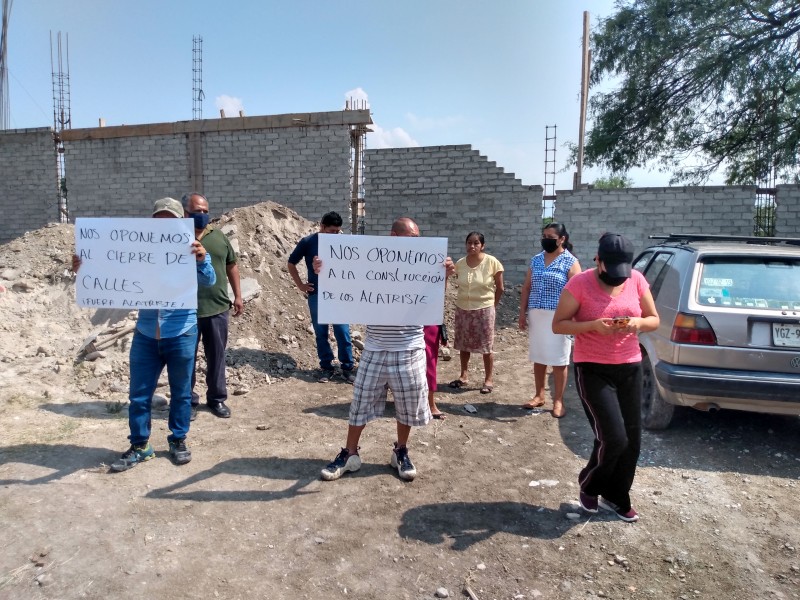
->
[[597, 233, 634, 279]]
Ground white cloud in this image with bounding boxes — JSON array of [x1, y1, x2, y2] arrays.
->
[[406, 112, 464, 131], [215, 95, 244, 117], [343, 87, 416, 148], [344, 87, 370, 110], [368, 124, 419, 149]]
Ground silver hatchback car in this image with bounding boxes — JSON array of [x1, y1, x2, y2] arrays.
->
[[633, 234, 800, 429]]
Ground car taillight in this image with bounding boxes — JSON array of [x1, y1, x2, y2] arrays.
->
[[671, 313, 718, 345]]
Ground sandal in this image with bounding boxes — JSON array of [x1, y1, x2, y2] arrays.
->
[[448, 379, 468, 389], [551, 401, 566, 419], [522, 398, 545, 409], [479, 385, 493, 394]]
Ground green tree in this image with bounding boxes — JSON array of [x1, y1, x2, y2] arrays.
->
[[585, 0, 800, 185], [592, 175, 634, 189]]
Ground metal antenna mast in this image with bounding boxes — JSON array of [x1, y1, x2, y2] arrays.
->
[[543, 125, 557, 219], [50, 31, 70, 222], [192, 35, 204, 119], [0, 0, 12, 130]]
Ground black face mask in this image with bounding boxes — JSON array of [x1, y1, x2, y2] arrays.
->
[[541, 238, 559, 253], [598, 270, 628, 287]]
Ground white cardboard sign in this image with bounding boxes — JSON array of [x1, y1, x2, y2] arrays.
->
[[74, 217, 198, 309], [317, 233, 448, 325]]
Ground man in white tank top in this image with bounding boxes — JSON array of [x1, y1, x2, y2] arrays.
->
[[318, 217, 454, 482]]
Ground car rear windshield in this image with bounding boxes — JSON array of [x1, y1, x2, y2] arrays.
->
[[697, 256, 800, 310]]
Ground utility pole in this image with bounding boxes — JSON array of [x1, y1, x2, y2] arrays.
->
[[574, 10, 590, 190], [0, 0, 12, 130]]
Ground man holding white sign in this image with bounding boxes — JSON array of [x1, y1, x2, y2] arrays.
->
[[73, 198, 216, 472], [317, 217, 455, 482]]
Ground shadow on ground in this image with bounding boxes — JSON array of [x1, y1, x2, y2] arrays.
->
[[399, 501, 581, 550], [0, 443, 112, 485], [39, 400, 168, 420], [144, 456, 397, 503], [304, 395, 526, 424], [552, 391, 800, 478]]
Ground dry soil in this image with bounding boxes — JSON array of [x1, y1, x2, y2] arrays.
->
[[1, 204, 799, 600]]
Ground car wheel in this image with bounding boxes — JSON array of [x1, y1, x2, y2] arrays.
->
[[641, 352, 674, 430]]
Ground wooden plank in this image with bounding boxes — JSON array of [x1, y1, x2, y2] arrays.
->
[[59, 110, 372, 141]]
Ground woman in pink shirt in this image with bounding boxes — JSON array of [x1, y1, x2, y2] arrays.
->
[[552, 233, 659, 523]]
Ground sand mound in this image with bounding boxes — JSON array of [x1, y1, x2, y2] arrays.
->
[[0, 201, 328, 407]]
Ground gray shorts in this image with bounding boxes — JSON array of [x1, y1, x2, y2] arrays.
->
[[349, 349, 430, 427]]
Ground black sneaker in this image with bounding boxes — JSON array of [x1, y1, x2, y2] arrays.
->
[[579, 491, 599, 513], [320, 448, 361, 481], [168, 438, 192, 465], [598, 497, 640, 522], [190, 405, 198, 421], [318, 369, 336, 383], [341, 369, 357, 384], [110, 443, 154, 472], [391, 442, 417, 481]]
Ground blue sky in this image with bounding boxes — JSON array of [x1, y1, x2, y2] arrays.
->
[[7, 0, 687, 190]]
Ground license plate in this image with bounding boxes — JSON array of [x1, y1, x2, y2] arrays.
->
[[772, 323, 800, 347]]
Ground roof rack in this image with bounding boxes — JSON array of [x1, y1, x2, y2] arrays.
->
[[649, 233, 800, 246]]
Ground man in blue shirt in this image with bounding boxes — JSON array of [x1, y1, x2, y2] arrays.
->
[[287, 211, 355, 382], [73, 198, 216, 471]]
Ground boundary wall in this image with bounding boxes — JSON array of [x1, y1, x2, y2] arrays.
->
[[553, 186, 800, 268], [0, 128, 56, 241], [364, 145, 542, 283], [775, 185, 800, 238], [3, 117, 799, 277], [0, 111, 370, 243]]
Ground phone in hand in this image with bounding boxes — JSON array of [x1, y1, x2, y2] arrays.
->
[[611, 316, 631, 327]]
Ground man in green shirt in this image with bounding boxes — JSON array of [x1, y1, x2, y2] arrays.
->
[[183, 192, 244, 419]]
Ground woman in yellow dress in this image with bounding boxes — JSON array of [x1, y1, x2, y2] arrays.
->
[[449, 231, 504, 394]]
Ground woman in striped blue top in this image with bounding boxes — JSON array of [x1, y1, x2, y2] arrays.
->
[[518, 223, 581, 417]]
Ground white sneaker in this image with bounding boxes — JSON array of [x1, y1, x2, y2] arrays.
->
[[321, 448, 361, 481], [390, 443, 417, 481]]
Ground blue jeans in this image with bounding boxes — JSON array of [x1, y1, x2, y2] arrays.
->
[[307, 293, 354, 371], [128, 326, 197, 445]]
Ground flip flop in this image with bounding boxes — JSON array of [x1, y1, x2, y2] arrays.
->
[[552, 402, 566, 419], [522, 398, 545, 409], [480, 385, 493, 394], [432, 412, 447, 420], [448, 379, 468, 388]]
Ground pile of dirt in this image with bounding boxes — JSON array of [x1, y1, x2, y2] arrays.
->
[[0, 202, 319, 411], [0, 201, 515, 413]]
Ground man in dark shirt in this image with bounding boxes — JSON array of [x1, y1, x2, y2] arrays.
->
[[183, 192, 244, 419], [287, 211, 354, 383]]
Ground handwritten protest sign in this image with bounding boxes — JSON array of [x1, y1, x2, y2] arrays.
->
[[317, 233, 448, 325], [74, 218, 198, 309]]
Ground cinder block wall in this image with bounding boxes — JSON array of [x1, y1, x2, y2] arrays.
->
[[0, 128, 55, 243], [65, 136, 188, 217], [552, 186, 758, 267], [200, 127, 351, 219], [59, 111, 369, 223], [63, 127, 352, 220], [364, 145, 542, 283], [776, 185, 800, 237]]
